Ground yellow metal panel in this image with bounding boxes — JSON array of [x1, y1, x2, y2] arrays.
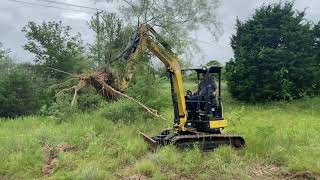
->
[[210, 120, 227, 128]]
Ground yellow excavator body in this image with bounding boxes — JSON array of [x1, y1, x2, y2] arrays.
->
[[119, 24, 245, 150]]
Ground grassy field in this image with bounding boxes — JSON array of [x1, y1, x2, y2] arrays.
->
[[0, 82, 320, 179]]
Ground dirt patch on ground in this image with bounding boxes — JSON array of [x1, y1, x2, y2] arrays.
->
[[42, 144, 75, 177], [281, 171, 319, 180], [124, 175, 149, 180], [251, 164, 319, 180], [252, 164, 281, 177]]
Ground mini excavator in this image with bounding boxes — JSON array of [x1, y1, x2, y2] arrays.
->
[[119, 24, 245, 151]]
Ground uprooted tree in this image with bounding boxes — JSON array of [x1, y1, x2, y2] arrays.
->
[[56, 67, 165, 119]]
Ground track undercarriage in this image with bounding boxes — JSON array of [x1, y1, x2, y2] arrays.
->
[[140, 129, 245, 151]]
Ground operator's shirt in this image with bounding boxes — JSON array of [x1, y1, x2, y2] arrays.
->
[[198, 79, 217, 96]]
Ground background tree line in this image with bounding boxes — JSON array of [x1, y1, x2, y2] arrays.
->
[[0, 0, 220, 118], [1, 1, 319, 118]]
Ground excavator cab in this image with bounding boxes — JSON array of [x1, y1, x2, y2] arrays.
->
[[183, 66, 225, 134]]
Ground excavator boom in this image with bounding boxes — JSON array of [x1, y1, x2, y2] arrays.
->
[[120, 24, 188, 131]]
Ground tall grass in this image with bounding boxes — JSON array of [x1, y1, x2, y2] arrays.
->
[[225, 97, 320, 172], [0, 84, 319, 179]]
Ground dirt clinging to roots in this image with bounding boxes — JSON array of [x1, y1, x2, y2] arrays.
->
[[72, 68, 121, 101], [85, 68, 121, 99]]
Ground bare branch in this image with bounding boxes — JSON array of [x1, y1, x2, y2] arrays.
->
[[48, 78, 77, 89], [48, 67, 78, 77]]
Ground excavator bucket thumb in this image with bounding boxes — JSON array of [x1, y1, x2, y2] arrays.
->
[[140, 132, 158, 151]]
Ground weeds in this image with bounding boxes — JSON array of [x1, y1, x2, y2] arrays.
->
[[0, 90, 319, 179], [135, 159, 156, 176]]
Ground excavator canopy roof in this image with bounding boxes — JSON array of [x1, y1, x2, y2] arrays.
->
[[182, 66, 221, 74]]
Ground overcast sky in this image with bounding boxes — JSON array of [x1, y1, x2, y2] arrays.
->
[[0, 0, 319, 65]]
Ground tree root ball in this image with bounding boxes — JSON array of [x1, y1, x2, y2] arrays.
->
[[66, 68, 121, 103], [85, 67, 121, 100]]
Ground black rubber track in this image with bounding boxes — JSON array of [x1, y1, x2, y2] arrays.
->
[[170, 134, 245, 151]]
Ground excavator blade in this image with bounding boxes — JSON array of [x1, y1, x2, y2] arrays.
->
[[140, 132, 158, 151]]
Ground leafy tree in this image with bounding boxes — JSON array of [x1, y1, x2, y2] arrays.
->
[[0, 43, 40, 117], [0, 42, 8, 58], [89, 12, 133, 67], [22, 21, 89, 80], [206, 60, 221, 67], [226, 2, 318, 102], [312, 22, 320, 94], [97, 0, 221, 56], [0, 43, 14, 76], [0, 63, 42, 118]]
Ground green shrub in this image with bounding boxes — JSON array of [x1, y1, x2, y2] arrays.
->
[[77, 88, 105, 111], [126, 63, 171, 111], [40, 92, 77, 122], [100, 99, 152, 122], [0, 65, 41, 118]]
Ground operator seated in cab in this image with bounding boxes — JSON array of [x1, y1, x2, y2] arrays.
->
[[185, 71, 219, 111], [193, 72, 218, 98], [185, 71, 219, 114]]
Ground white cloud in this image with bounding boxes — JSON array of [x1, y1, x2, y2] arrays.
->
[[61, 12, 91, 20]]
